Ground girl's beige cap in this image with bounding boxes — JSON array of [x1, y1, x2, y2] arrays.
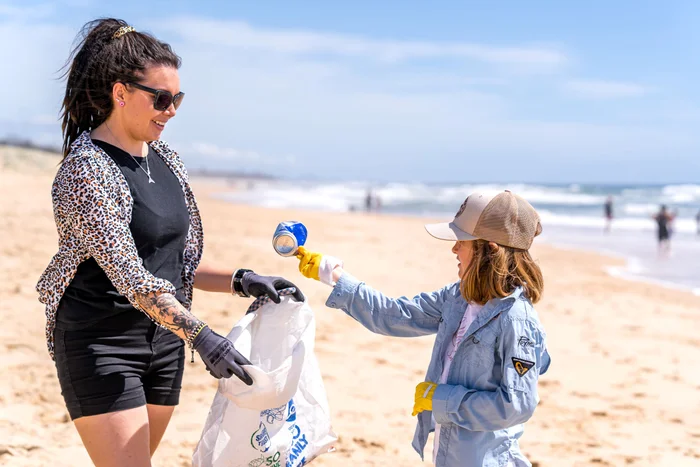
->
[[424, 190, 542, 250]]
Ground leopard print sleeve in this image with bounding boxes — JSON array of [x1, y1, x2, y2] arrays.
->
[[54, 155, 177, 308]]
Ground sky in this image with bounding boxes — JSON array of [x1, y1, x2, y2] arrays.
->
[[1, 0, 699, 183]]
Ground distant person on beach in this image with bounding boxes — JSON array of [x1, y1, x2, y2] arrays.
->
[[294, 191, 551, 466], [364, 188, 382, 212], [364, 189, 373, 211], [365, 188, 375, 212], [652, 204, 676, 255], [35, 18, 303, 466], [604, 196, 614, 233]]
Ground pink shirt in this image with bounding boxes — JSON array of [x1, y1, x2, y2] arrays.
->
[[433, 302, 484, 464]]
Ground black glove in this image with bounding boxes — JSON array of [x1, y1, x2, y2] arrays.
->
[[241, 272, 305, 303], [193, 326, 253, 384]]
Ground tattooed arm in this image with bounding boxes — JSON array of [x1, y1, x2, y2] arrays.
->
[[134, 292, 204, 343], [135, 290, 254, 383]]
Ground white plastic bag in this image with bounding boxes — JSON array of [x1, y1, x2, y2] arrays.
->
[[192, 291, 337, 467]]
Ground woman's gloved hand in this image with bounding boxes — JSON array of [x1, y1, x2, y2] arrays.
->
[[296, 247, 343, 286], [412, 381, 438, 416], [241, 272, 305, 303], [193, 326, 253, 384]]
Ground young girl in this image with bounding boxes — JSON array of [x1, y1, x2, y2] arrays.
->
[[295, 190, 551, 466]]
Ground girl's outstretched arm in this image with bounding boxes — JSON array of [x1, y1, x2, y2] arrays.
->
[[297, 248, 451, 337]]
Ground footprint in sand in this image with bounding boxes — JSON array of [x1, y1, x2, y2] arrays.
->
[[352, 437, 385, 450]]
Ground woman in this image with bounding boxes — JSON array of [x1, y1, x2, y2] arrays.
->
[[35, 18, 303, 467]]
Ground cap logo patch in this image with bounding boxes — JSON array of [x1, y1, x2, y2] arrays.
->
[[455, 199, 469, 217]]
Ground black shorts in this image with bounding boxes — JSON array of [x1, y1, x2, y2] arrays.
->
[[54, 310, 185, 420]]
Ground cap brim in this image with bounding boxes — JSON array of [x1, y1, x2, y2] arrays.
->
[[424, 222, 479, 241]]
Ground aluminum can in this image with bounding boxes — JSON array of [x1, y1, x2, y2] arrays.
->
[[272, 221, 308, 256]]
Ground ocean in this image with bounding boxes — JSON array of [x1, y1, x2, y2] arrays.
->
[[214, 180, 700, 294]]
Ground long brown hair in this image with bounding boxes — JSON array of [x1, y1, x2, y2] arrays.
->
[[59, 18, 181, 159], [460, 239, 544, 305]]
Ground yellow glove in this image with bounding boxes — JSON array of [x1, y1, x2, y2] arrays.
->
[[296, 246, 322, 281], [412, 381, 437, 416]]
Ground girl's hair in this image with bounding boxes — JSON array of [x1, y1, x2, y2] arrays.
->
[[60, 18, 181, 159], [460, 239, 544, 305]]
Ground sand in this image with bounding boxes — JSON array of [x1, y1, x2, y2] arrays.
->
[[1, 160, 700, 466]]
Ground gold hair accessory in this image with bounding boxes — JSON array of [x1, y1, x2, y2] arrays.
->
[[113, 26, 135, 39]]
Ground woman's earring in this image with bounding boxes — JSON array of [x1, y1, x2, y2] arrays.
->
[[118, 101, 125, 107]]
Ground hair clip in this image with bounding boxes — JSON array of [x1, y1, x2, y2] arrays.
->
[[113, 26, 135, 39]]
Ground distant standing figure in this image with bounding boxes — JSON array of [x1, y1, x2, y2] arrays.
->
[[365, 189, 374, 212], [653, 205, 676, 255], [365, 188, 381, 212], [603, 196, 613, 233]]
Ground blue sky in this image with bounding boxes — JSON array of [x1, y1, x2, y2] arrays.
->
[[1, 0, 698, 183]]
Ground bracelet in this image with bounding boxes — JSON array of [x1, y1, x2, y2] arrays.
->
[[231, 269, 238, 295], [231, 268, 253, 297], [187, 321, 207, 348]]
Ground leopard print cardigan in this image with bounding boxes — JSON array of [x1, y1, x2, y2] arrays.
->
[[36, 131, 204, 360]]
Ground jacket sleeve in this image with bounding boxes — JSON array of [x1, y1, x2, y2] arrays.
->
[[431, 315, 551, 431], [54, 157, 176, 309], [324, 272, 450, 337]]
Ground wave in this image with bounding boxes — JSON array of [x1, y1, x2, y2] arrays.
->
[[215, 180, 700, 234], [537, 210, 697, 234]]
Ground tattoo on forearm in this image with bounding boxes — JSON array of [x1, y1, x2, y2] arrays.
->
[[134, 292, 203, 341]]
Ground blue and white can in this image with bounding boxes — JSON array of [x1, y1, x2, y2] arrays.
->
[[272, 221, 308, 257]]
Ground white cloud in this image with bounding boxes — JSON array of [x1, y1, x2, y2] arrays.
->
[[191, 142, 261, 161], [160, 18, 568, 70], [565, 80, 651, 99]]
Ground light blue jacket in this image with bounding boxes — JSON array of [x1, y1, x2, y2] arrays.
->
[[325, 273, 551, 467]]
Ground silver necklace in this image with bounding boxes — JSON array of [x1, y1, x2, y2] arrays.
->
[[104, 124, 155, 184]]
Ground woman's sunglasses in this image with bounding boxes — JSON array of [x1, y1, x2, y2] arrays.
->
[[124, 82, 185, 111]]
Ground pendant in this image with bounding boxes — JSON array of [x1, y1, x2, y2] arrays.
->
[[148, 175, 155, 184]]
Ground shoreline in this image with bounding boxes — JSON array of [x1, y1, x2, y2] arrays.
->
[[546, 239, 700, 297]]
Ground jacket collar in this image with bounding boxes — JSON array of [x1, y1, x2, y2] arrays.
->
[[461, 286, 524, 337]]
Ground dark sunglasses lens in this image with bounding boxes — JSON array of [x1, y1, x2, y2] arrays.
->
[[154, 92, 173, 111], [173, 93, 184, 110]]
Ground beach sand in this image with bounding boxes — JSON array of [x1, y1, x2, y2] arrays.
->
[[1, 163, 700, 466]]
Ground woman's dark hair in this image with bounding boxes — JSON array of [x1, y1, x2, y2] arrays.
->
[[60, 18, 181, 158]]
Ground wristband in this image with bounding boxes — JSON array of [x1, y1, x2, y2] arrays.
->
[[187, 321, 208, 348], [231, 268, 254, 297], [187, 321, 208, 363]]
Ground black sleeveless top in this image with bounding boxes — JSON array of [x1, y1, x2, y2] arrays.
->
[[56, 140, 190, 329]]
